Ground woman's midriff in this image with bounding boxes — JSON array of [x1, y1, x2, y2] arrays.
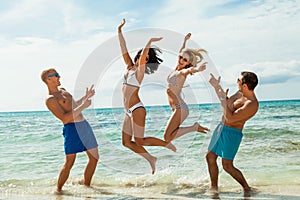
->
[[122, 85, 141, 110], [166, 87, 184, 108]]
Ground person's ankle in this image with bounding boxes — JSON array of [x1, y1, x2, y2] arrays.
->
[[56, 187, 62, 193], [243, 186, 251, 192], [209, 186, 218, 191]]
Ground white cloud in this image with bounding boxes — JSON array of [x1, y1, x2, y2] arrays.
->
[[0, 0, 46, 23], [152, 0, 300, 63], [0, 0, 300, 111], [221, 60, 300, 85], [0, 31, 115, 112], [151, 0, 300, 82], [0, 0, 106, 40]]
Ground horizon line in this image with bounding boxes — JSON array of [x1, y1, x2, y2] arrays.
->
[[1, 98, 299, 114]]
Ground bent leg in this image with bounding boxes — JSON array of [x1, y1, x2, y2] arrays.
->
[[57, 154, 76, 192], [83, 147, 99, 187], [222, 159, 250, 191], [164, 108, 195, 142], [132, 107, 176, 152], [206, 151, 219, 190], [122, 114, 157, 174]]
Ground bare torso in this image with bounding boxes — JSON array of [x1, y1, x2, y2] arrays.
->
[[166, 70, 187, 108], [48, 89, 85, 123], [122, 85, 141, 110], [122, 69, 142, 110], [223, 92, 258, 129]]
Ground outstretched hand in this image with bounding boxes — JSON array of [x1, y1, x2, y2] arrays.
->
[[209, 73, 221, 88], [150, 37, 163, 43], [81, 84, 95, 109], [118, 18, 126, 31], [184, 33, 191, 41], [85, 84, 95, 99], [197, 62, 207, 72], [209, 73, 229, 100]]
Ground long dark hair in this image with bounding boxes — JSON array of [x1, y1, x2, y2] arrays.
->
[[134, 47, 163, 74]]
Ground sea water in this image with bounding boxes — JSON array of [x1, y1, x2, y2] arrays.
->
[[0, 100, 299, 199]]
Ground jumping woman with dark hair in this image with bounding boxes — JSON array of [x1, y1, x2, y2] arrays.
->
[[118, 19, 176, 174], [164, 33, 210, 143]]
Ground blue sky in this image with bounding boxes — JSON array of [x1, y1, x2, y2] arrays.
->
[[0, 0, 299, 112]]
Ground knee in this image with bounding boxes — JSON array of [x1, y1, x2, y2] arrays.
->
[[63, 162, 74, 172], [88, 156, 99, 165], [134, 138, 144, 146], [122, 140, 131, 148], [164, 128, 178, 143], [93, 157, 99, 164], [206, 153, 216, 164], [92, 153, 100, 162], [205, 154, 210, 163], [164, 135, 171, 143], [222, 162, 233, 173]]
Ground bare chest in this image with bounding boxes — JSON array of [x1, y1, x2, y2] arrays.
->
[[228, 97, 246, 111], [233, 97, 246, 110], [56, 92, 74, 110]]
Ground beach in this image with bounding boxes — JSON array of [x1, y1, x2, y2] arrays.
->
[[1, 100, 300, 199], [1, 181, 300, 199]]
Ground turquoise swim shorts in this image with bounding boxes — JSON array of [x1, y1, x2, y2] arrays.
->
[[208, 123, 243, 160], [62, 120, 98, 154]]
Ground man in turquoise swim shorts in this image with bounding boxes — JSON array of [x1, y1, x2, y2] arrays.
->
[[41, 68, 99, 193], [206, 71, 259, 195]]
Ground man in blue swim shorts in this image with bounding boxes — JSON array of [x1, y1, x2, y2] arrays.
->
[[206, 71, 259, 195], [41, 68, 99, 193]]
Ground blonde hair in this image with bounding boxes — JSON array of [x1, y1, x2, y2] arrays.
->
[[41, 68, 56, 84], [181, 48, 207, 68]]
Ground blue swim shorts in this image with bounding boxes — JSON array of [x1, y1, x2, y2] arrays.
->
[[62, 120, 98, 155], [208, 123, 243, 160]]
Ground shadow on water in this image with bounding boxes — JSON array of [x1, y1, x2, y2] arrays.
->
[[162, 190, 300, 200], [163, 188, 300, 200]]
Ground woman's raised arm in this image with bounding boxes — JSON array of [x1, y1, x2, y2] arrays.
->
[[118, 19, 134, 69]]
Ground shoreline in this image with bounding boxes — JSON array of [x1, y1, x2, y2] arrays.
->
[[1, 184, 300, 200]]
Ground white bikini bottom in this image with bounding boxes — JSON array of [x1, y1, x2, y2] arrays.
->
[[172, 102, 189, 112], [125, 102, 144, 117]]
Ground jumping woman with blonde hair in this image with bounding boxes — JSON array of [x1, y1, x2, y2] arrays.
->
[[164, 33, 210, 143], [118, 19, 176, 174]]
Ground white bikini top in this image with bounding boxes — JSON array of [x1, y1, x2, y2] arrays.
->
[[123, 70, 140, 88], [167, 70, 178, 86], [167, 70, 189, 88]]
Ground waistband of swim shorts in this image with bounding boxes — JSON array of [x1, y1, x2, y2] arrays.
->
[[219, 123, 243, 135], [63, 119, 87, 127]]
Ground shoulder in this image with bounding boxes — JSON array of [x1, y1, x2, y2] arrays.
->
[[231, 91, 242, 99], [249, 98, 259, 108], [178, 69, 189, 77], [46, 95, 57, 105], [244, 98, 259, 113]]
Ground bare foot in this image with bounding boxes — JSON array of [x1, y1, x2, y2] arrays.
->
[[166, 142, 177, 152], [206, 186, 218, 196], [194, 122, 209, 134], [149, 156, 157, 175], [78, 180, 91, 188], [208, 186, 218, 192], [244, 187, 258, 197], [55, 188, 63, 195], [207, 187, 219, 199], [78, 179, 84, 185]]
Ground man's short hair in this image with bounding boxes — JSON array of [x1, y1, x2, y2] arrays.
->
[[41, 68, 56, 84], [241, 71, 258, 90]]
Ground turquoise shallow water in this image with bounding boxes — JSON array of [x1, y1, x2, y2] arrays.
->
[[0, 100, 299, 199]]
